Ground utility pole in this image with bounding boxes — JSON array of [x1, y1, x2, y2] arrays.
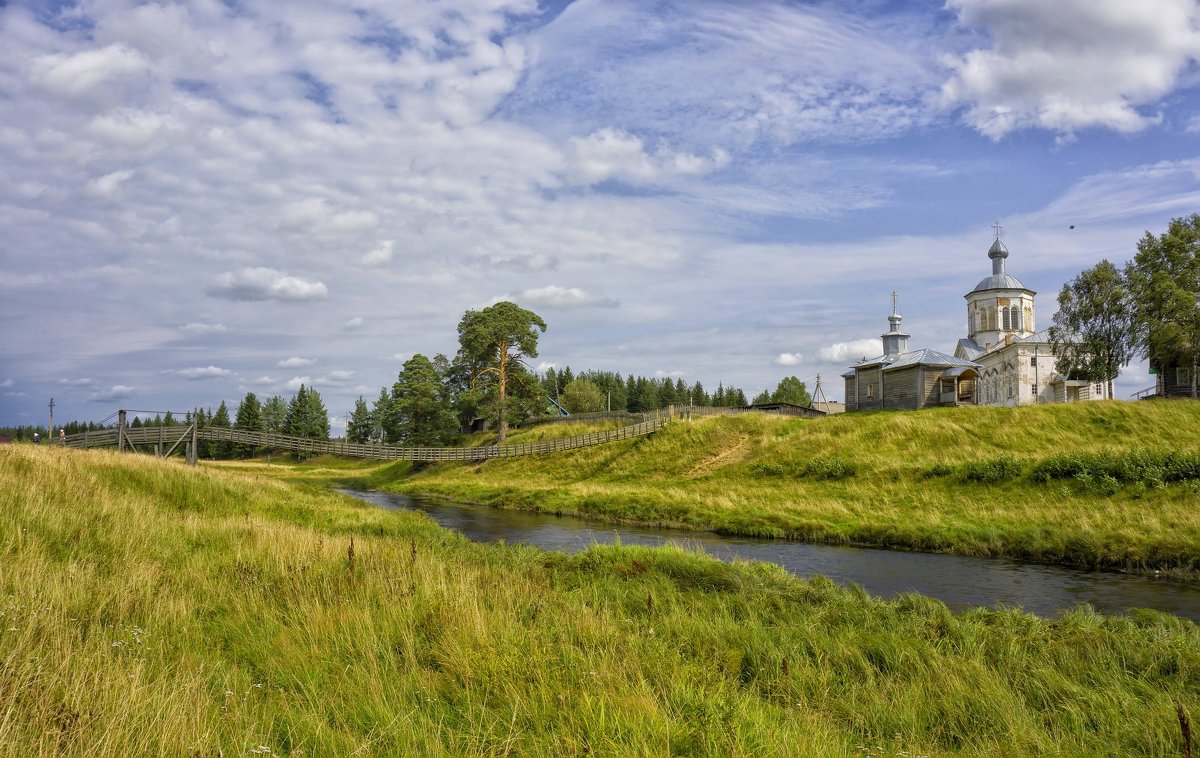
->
[[48, 397, 54, 441]]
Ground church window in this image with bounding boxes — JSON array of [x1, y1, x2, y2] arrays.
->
[[1007, 378, 1013, 399], [865, 383, 875, 399], [1002, 307, 1010, 331], [1031, 383, 1037, 397]]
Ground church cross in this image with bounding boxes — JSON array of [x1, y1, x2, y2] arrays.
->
[[992, 220, 1003, 240], [891, 290, 897, 315]]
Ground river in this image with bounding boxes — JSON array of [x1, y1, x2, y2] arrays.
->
[[343, 489, 1200, 622]]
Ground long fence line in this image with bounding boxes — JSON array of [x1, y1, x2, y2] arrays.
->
[[64, 408, 675, 463]]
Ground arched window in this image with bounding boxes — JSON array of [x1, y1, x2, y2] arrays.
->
[[1002, 307, 1010, 331]]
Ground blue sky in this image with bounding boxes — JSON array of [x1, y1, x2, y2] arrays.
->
[[3, 0, 1200, 430]]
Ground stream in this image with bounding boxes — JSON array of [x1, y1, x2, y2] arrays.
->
[[343, 488, 1200, 622]]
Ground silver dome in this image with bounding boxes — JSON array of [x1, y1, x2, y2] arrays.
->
[[972, 272, 1028, 292]]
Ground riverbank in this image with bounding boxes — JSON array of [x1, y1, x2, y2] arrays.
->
[[367, 402, 1200, 573], [2, 444, 1197, 755]]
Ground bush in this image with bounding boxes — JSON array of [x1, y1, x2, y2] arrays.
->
[[923, 462, 954, 479], [961, 456, 1022, 483], [750, 458, 856, 480], [1030, 450, 1200, 486]]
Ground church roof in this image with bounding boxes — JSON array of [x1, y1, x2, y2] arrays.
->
[[970, 272, 1029, 293], [853, 348, 980, 372], [956, 338, 985, 360]]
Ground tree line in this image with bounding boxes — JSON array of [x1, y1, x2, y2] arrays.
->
[[1050, 214, 1200, 397], [5, 301, 813, 454]]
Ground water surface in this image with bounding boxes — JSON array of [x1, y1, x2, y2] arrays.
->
[[344, 489, 1200, 622]]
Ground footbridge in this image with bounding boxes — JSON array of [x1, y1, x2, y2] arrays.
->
[[63, 408, 674, 464]]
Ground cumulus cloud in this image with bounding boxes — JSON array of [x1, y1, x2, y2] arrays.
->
[[32, 44, 147, 99], [507, 285, 619, 308], [285, 376, 312, 390], [89, 385, 136, 403], [360, 241, 395, 267], [344, 316, 364, 329], [175, 365, 231, 380], [819, 339, 882, 363], [941, 0, 1200, 138], [86, 170, 134, 199], [775, 353, 803, 366], [278, 357, 315, 368], [179, 322, 228, 334], [565, 128, 729, 186], [207, 268, 328, 302]]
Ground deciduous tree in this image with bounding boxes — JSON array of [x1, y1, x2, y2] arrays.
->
[[1127, 214, 1200, 398], [1049, 259, 1136, 398]]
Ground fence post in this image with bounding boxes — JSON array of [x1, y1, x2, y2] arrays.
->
[[117, 410, 127, 453]]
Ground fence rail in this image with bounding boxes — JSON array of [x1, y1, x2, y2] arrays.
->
[[63, 403, 821, 463], [64, 412, 671, 462]]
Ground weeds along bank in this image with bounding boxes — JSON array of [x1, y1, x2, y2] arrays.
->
[[389, 401, 1200, 571], [3, 445, 1198, 756]]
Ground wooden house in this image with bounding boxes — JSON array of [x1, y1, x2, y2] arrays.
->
[[843, 304, 981, 412]]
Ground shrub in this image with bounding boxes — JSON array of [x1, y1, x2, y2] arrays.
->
[[1030, 450, 1200, 486], [923, 462, 954, 479]]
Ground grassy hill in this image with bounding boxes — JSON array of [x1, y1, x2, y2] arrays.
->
[[2, 443, 1198, 755], [378, 401, 1200, 571]]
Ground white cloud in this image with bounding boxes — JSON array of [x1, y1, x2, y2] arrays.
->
[[86, 170, 134, 199], [344, 316, 364, 329], [58, 378, 96, 387], [535, 361, 557, 372], [565, 128, 729, 186], [88, 385, 135, 403], [360, 241, 395, 267], [32, 44, 147, 99], [207, 268, 328, 302], [175, 365, 232, 380], [324, 369, 354, 381], [4, 392, 26, 398], [774, 352, 803, 366], [507, 285, 619, 308], [248, 376, 275, 385], [285, 376, 312, 390], [819, 339, 882, 363], [941, 0, 1200, 138], [179, 322, 228, 334], [278, 357, 315, 368], [0, 379, 12, 388]]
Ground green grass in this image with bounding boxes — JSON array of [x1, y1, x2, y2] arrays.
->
[[357, 401, 1200, 572], [2, 444, 1198, 756]]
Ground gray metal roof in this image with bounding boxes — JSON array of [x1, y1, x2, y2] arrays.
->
[[853, 348, 980, 372], [955, 338, 985, 360], [970, 272, 1029, 293], [943, 366, 979, 378]]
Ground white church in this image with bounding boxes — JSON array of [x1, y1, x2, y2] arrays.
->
[[952, 228, 1111, 406]]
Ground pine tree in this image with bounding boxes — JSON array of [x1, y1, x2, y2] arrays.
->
[[393, 354, 456, 445]]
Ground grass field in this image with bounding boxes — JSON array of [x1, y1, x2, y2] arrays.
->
[[359, 401, 1200, 572], [1, 443, 1198, 756]]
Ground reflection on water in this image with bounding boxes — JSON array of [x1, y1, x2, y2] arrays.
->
[[343, 489, 1200, 622]]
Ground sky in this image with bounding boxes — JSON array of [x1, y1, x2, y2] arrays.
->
[[3, 0, 1200, 432]]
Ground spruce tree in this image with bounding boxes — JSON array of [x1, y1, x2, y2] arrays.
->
[[346, 396, 372, 444], [235, 392, 262, 457], [393, 354, 457, 445]]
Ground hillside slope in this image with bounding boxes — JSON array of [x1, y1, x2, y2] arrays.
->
[[389, 402, 1200, 570], [2, 444, 1198, 756]]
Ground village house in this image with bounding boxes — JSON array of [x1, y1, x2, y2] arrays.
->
[[842, 298, 981, 412]]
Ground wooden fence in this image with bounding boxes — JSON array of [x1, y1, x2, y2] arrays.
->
[[64, 410, 671, 463]]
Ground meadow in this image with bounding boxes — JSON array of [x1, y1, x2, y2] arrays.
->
[[2, 443, 1198, 756], [372, 402, 1200, 572]]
